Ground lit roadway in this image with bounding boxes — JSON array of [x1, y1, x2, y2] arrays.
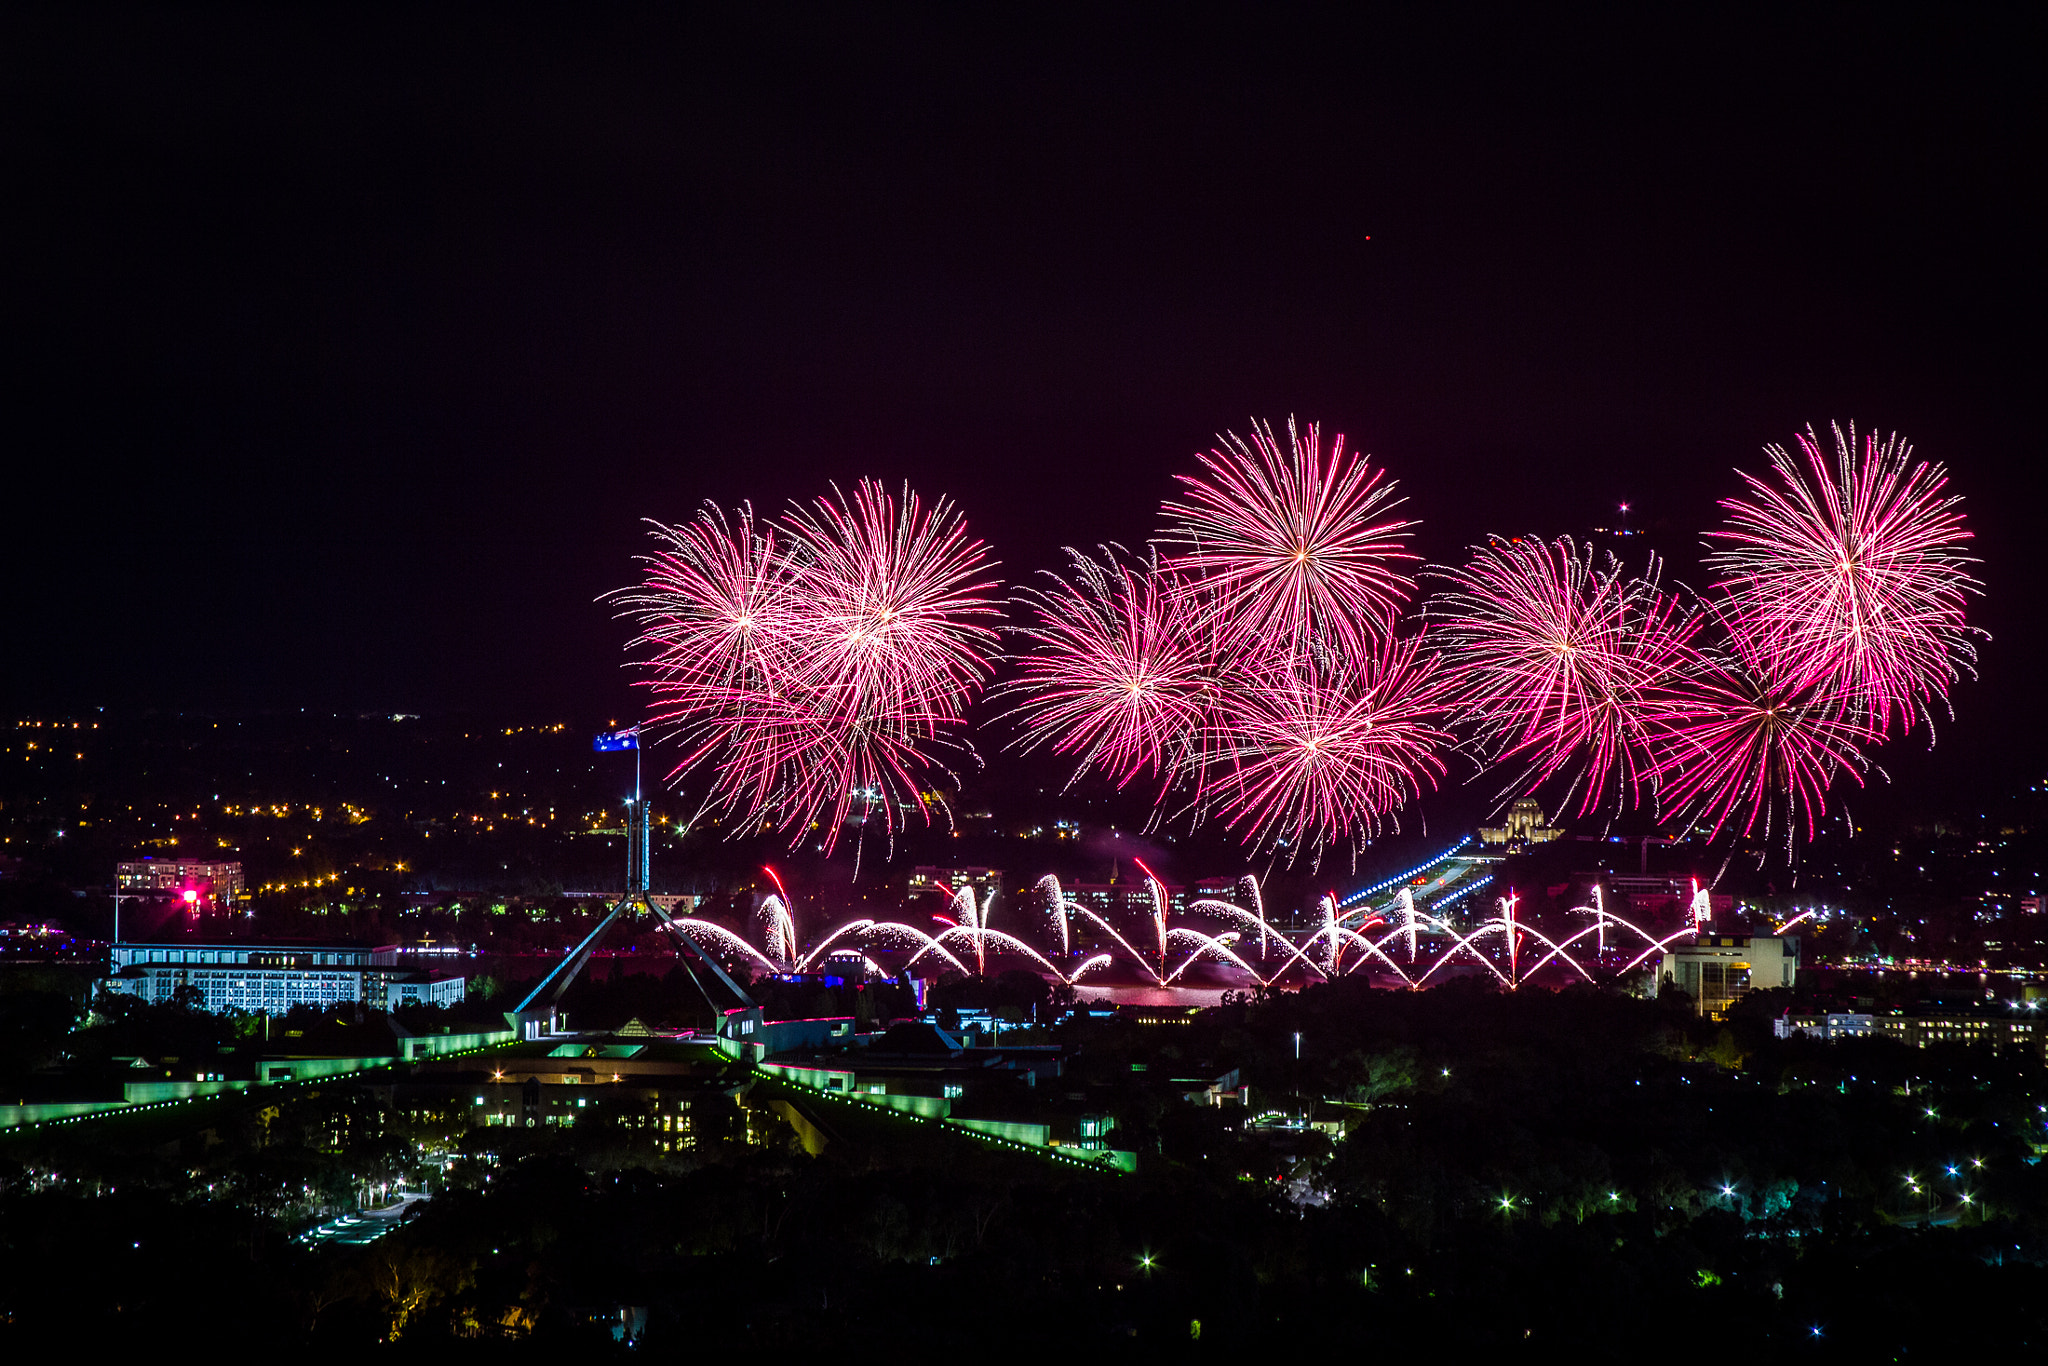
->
[[1334, 838, 1500, 927]]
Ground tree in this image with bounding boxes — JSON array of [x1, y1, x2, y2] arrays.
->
[[353, 1241, 474, 1340], [1341, 1046, 1418, 1106]]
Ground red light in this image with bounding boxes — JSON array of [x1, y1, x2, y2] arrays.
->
[[182, 890, 199, 904]]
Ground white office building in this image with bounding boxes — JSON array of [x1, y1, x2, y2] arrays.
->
[[101, 942, 464, 1014], [1660, 935, 1798, 1017]]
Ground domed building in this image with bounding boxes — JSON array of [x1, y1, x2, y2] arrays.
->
[[1477, 799, 1561, 850]]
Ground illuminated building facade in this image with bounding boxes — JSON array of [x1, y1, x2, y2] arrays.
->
[[1874, 1010, 2048, 1056], [1774, 1012, 1876, 1040], [1776, 1007, 2048, 1058], [117, 858, 245, 905], [1659, 935, 1798, 1017], [101, 941, 464, 1013], [376, 1035, 765, 1152], [1477, 799, 1561, 849], [908, 866, 1006, 898]]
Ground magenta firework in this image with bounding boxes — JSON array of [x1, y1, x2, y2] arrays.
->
[[1002, 415, 1978, 859], [1703, 422, 1980, 739], [1206, 639, 1454, 850], [1643, 608, 1876, 845], [1008, 420, 1451, 861], [626, 417, 1978, 861], [1002, 546, 1215, 792], [613, 480, 1001, 854], [1160, 416, 1418, 654], [1429, 537, 1702, 818]]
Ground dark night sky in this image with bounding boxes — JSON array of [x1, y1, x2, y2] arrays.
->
[[2, 8, 2041, 807]]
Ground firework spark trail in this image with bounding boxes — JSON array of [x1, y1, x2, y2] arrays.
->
[[1058, 902, 1168, 985], [1615, 925, 1699, 975], [1368, 909, 1516, 988], [780, 479, 1004, 726], [1036, 875, 1073, 957], [944, 884, 994, 975], [1645, 606, 1877, 849], [1429, 537, 1702, 816], [1191, 898, 1275, 960], [1252, 928, 1343, 983], [614, 503, 803, 710], [755, 895, 799, 965], [909, 927, 1068, 981], [1513, 922, 1603, 983], [1705, 423, 1980, 739], [1324, 920, 1418, 980], [1134, 861, 1172, 969], [794, 920, 875, 971], [1412, 923, 1515, 987], [1162, 928, 1263, 983], [1236, 875, 1269, 957], [1003, 546, 1217, 791], [732, 865, 1718, 997], [1492, 913, 1598, 985], [662, 919, 785, 975], [1320, 895, 1341, 974], [1499, 893, 1520, 980], [614, 479, 1001, 856], [1161, 416, 1418, 655], [864, 923, 971, 975], [796, 920, 977, 976], [1205, 636, 1454, 858]]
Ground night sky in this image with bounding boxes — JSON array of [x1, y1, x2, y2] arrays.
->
[[3, 9, 2041, 807]]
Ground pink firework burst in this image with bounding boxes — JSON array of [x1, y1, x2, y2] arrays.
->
[[1428, 537, 1703, 817], [614, 502, 803, 713], [779, 479, 1004, 727], [1160, 417, 1418, 654], [1205, 634, 1454, 859], [1704, 422, 1980, 738], [1645, 608, 1876, 848], [613, 480, 1001, 855], [1002, 546, 1218, 790]]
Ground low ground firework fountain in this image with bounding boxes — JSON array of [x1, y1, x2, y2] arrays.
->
[[704, 843, 1718, 998]]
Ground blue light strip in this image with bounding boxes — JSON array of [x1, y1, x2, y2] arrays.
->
[[1337, 836, 1475, 909], [1428, 879, 1488, 912]]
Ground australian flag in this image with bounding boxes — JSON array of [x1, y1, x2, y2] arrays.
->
[[592, 726, 640, 752]]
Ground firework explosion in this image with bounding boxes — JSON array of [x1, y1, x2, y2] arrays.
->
[[612, 479, 1001, 854], [710, 846, 1720, 996], [1429, 537, 1702, 818], [622, 418, 1975, 862], [1003, 416, 1976, 859], [1005, 420, 1450, 862], [1205, 639, 1454, 852], [1160, 416, 1418, 655], [1642, 608, 1876, 846], [1703, 422, 1980, 739], [1001, 545, 1215, 792]]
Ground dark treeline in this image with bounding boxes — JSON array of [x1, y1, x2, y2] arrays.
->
[[4, 978, 2047, 1354]]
